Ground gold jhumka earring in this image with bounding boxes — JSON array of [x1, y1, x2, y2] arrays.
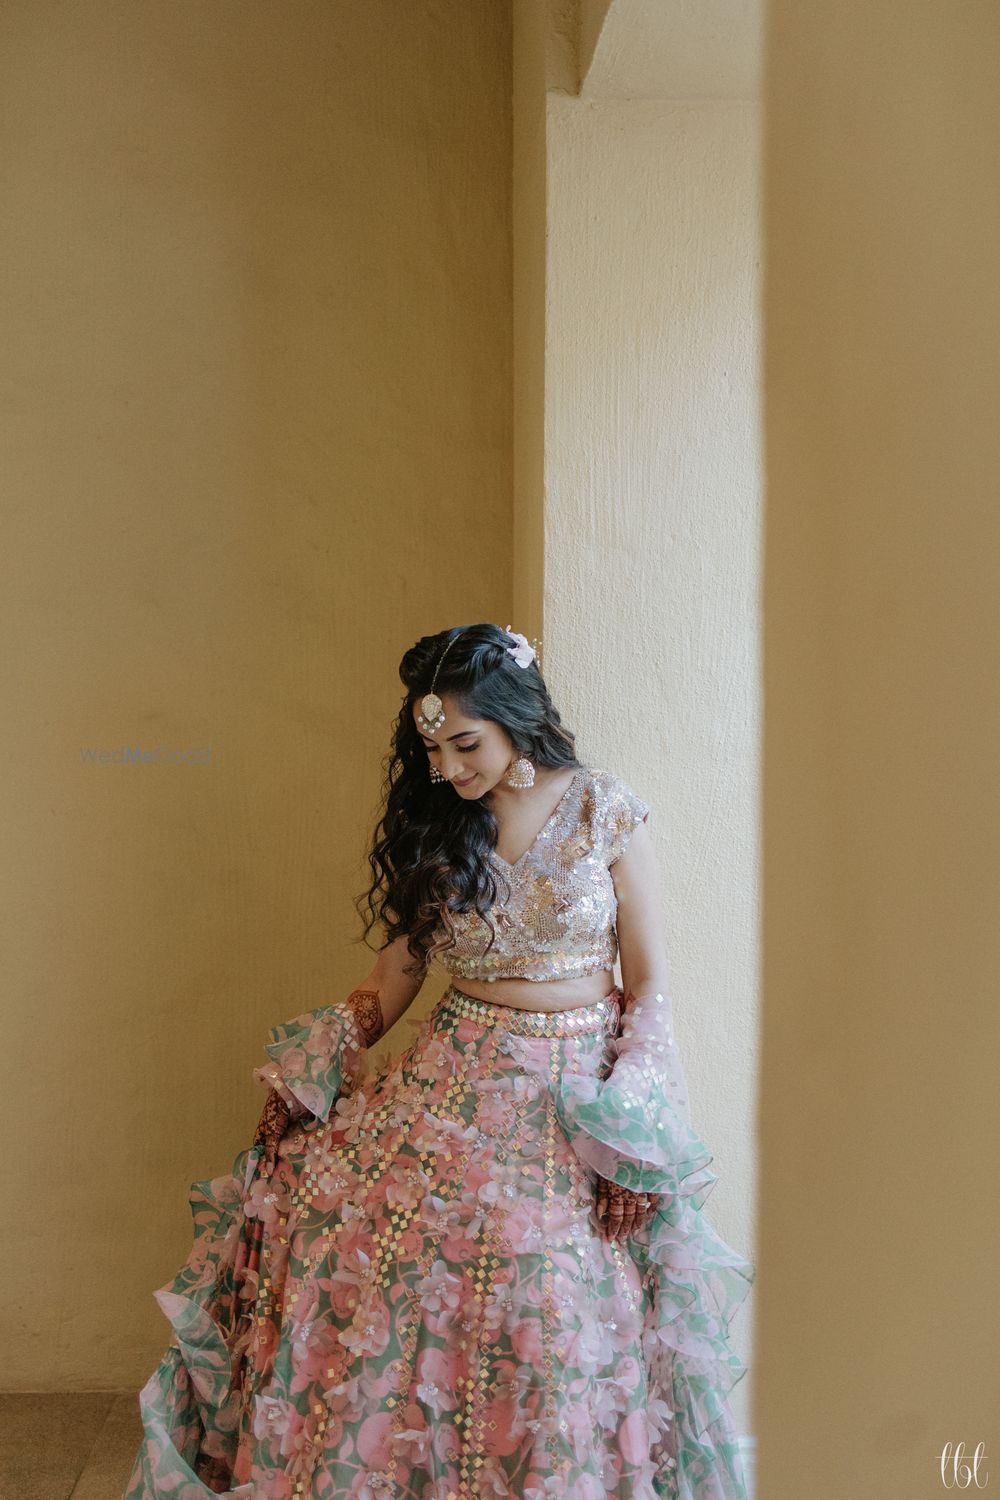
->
[[504, 754, 535, 788], [501, 627, 540, 787]]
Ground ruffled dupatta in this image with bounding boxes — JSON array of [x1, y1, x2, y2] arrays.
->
[[553, 990, 755, 1498], [125, 1001, 370, 1500]]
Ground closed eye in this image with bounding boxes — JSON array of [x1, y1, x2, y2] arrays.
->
[[426, 741, 479, 754]]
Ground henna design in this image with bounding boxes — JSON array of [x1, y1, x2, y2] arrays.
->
[[345, 987, 384, 1047], [595, 1176, 662, 1241], [252, 1087, 290, 1175]]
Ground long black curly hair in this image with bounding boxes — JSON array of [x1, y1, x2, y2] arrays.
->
[[354, 622, 582, 978]]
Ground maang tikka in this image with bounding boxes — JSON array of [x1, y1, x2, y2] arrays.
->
[[417, 632, 460, 736], [418, 627, 543, 738]]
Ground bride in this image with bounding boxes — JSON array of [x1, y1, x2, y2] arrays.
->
[[123, 621, 754, 1500]]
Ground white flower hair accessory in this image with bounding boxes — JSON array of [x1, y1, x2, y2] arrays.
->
[[503, 626, 539, 669]]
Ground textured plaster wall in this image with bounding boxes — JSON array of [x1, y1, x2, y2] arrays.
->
[[0, 0, 511, 1389], [542, 92, 762, 1439], [511, 0, 548, 638]]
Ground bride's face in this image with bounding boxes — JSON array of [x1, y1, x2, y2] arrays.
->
[[413, 695, 515, 798]]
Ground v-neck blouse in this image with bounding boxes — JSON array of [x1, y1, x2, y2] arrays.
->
[[433, 766, 651, 984], [491, 766, 584, 870]]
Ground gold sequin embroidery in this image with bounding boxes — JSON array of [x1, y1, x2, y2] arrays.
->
[[434, 767, 650, 985]]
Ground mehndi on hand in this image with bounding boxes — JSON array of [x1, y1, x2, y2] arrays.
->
[[252, 1087, 291, 1176], [595, 1176, 661, 1241]]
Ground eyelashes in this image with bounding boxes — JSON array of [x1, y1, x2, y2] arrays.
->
[[426, 742, 480, 754]]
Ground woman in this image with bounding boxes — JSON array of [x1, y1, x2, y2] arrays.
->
[[124, 622, 754, 1500]]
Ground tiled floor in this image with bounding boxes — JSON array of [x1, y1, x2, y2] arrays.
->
[[0, 1393, 142, 1500]]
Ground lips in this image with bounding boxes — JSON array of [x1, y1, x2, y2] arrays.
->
[[454, 776, 476, 787]]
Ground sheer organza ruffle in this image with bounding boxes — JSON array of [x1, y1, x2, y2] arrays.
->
[[545, 1023, 754, 1495], [252, 1001, 368, 1125], [126, 1003, 373, 1497], [128, 1157, 254, 1496]]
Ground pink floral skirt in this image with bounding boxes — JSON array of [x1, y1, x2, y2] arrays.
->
[[124, 983, 753, 1500]]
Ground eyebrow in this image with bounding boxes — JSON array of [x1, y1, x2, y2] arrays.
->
[[417, 727, 483, 744]]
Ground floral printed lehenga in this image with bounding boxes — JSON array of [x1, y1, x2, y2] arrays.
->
[[123, 985, 753, 1500]]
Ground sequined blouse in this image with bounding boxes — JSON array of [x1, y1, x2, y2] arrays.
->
[[433, 766, 651, 984]]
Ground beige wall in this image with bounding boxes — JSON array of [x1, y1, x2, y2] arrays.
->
[[545, 94, 762, 1443], [511, 0, 548, 642], [762, 3, 1000, 1495], [512, 0, 762, 1450], [0, 1, 511, 1390]]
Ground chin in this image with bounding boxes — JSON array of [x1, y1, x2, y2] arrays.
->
[[457, 774, 492, 796]]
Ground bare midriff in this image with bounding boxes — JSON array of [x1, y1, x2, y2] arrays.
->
[[447, 970, 619, 1014]]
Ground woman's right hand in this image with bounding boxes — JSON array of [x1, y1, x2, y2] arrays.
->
[[252, 1087, 291, 1175], [596, 1177, 661, 1241]]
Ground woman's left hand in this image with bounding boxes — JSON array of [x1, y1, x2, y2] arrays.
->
[[595, 1178, 661, 1241], [252, 1087, 291, 1176]]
